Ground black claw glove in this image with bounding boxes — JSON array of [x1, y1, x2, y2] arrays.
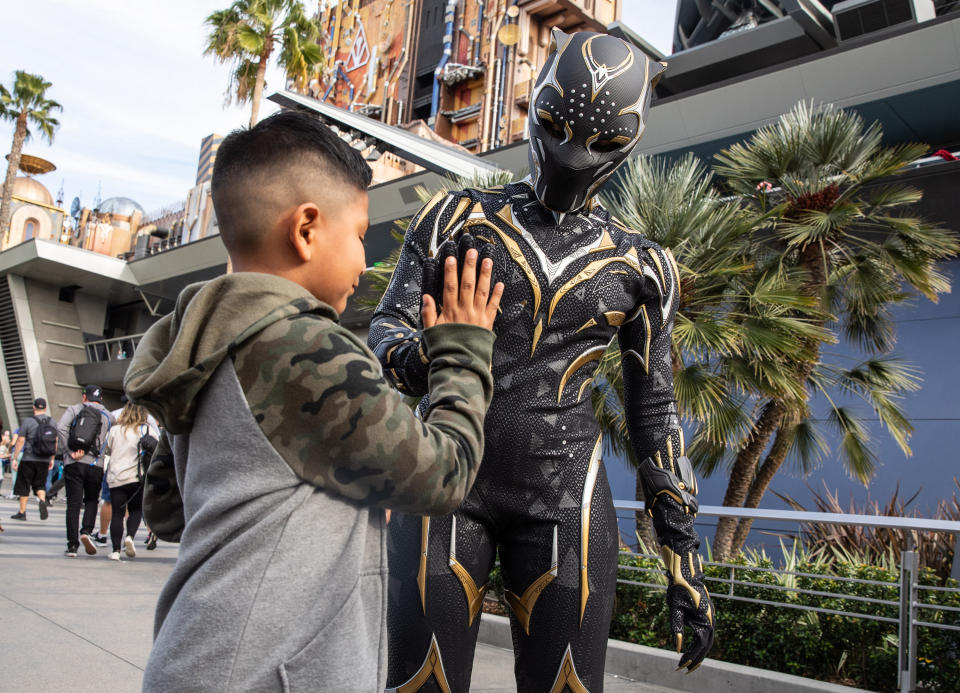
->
[[661, 544, 715, 673], [420, 233, 496, 323]]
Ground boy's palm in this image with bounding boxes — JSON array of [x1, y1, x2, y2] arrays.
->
[[422, 250, 502, 331]]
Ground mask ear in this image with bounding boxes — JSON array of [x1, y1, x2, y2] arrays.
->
[[548, 28, 570, 56], [651, 60, 668, 88]]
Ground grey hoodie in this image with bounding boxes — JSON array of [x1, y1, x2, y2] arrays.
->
[[125, 273, 495, 692]]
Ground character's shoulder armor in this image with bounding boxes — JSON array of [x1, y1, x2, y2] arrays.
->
[[628, 238, 681, 326]]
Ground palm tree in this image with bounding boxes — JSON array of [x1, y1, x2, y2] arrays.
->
[[0, 71, 61, 244], [205, 0, 323, 128], [710, 101, 959, 559]]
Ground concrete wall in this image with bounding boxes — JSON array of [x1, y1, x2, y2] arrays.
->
[[19, 277, 89, 417], [73, 292, 107, 337]]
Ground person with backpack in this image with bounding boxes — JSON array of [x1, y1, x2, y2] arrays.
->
[[10, 398, 57, 521], [102, 401, 158, 561], [57, 384, 114, 557]]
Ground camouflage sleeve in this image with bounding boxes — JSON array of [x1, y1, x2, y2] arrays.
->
[[234, 314, 495, 515], [618, 243, 699, 552], [369, 190, 473, 396], [142, 431, 184, 542]]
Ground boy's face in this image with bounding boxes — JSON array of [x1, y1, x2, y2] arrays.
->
[[307, 189, 369, 313]]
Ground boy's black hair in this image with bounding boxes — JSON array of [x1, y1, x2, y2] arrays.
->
[[212, 109, 372, 252]]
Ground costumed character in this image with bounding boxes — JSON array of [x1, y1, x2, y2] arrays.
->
[[369, 29, 714, 692]]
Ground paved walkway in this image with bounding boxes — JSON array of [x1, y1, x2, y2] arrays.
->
[[0, 491, 669, 692]]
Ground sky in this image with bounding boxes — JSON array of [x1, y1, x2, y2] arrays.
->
[[0, 0, 677, 215]]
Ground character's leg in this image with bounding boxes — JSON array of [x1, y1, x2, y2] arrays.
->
[[500, 455, 619, 692], [386, 503, 495, 693]]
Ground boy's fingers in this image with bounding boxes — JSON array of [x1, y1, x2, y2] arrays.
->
[[485, 282, 504, 322], [421, 294, 437, 329], [459, 248, 477, 304], [442, 256, 459, 309], [436, 240, 458, 308], [474, 258, 493, 309]]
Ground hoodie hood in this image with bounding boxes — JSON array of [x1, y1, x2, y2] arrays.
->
[[124, 272, 337, 434]]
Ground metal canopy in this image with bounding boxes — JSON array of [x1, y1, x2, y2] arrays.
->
[[267, 91, 506, 180]]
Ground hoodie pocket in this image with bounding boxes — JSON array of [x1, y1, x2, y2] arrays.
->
[[278, 572, 384, 692]]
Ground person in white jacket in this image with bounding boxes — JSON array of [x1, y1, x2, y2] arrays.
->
[[102, 402, 158, 561]]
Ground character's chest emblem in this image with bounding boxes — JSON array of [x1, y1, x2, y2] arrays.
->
[[492, 204, 614, 286]]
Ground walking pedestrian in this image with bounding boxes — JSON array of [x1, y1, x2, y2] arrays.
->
[[10, 398, 57, 521], [102, 401, 157, 561], [0, 430, 11, 497], [57, 385, 114, 557]]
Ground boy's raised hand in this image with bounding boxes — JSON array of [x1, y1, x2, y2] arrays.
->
[[422, 247, 503, 331]]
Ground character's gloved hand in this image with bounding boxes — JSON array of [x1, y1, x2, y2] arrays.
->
[[421, 233, 496, 322], [661, 544, 714, 673]]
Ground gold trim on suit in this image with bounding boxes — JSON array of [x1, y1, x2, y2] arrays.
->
[[505, 525, 558, 635], [580, 435, 603, 625], [386, 633, 452, 693], [558, 346, 606, 404], [448, 515, 488, 627], [548, 644, 590, 693], [418, 517, 430, 614]]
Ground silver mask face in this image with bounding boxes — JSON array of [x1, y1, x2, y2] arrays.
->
[[527, 30, 666, 215]]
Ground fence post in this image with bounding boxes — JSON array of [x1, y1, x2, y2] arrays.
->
[[899, 540, 918, 693], [952, 533, 960, 581]]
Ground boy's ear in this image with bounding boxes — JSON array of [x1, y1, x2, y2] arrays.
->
[[287, 202, 323, 262]]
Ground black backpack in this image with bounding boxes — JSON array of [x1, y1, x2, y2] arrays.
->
[[67, 405, 104, 455], [137, 425, 158, 480], [31, 415, 58, 457]]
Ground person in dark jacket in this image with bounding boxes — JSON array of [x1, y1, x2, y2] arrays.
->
[[57, 385, 114, 557]]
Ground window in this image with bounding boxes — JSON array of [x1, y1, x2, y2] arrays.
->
[[23, 218, 38, 240]]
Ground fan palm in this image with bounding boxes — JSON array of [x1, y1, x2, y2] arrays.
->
[[205, 0, 323, 128], [710, 101, 958, 558], [0, 71, 61, 243]]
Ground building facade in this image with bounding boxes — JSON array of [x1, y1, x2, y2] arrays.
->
[[0, 3, 956, 516]]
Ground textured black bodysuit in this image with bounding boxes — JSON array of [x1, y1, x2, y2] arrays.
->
[[370, 180, 702, 692]]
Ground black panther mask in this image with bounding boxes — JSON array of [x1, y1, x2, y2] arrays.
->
[[527, 30, 666, 216]]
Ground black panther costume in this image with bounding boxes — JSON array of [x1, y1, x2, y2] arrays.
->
[[370, 30, 714, 692]]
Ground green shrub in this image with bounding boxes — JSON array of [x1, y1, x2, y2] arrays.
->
[[611, 545, 959, 692]]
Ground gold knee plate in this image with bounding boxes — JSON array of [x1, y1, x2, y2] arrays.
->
[[386, 633, 451, 693], [448, 515, 488, 627], [548, 644, 590, 693], [505, 525, 558, 635]]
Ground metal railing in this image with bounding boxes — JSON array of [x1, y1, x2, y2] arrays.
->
[[84, 333, 144, 363], [612, 501, 960, 693]]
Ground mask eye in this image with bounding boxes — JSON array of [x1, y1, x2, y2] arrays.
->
[[541, 117, 564, 139], [591, 139, 622, 154]]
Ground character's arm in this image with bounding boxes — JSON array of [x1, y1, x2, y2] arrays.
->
[[619, 243, 715, 672], [368, 190, 473, 396], [235, 314, 494, 516]]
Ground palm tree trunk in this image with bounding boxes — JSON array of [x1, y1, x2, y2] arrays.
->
[[635, 469, 656, 553], [713, 400, 783, 560], [249, 44, 272, 128], [0, 113, 28, 244], [729, 416, 797, 553]]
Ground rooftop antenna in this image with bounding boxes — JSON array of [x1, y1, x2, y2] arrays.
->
[[56, 179, 64, 207], [94, 182, 102, 211]]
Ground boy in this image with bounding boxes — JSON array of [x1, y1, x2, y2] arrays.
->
[[125, 109, 502, 691]]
